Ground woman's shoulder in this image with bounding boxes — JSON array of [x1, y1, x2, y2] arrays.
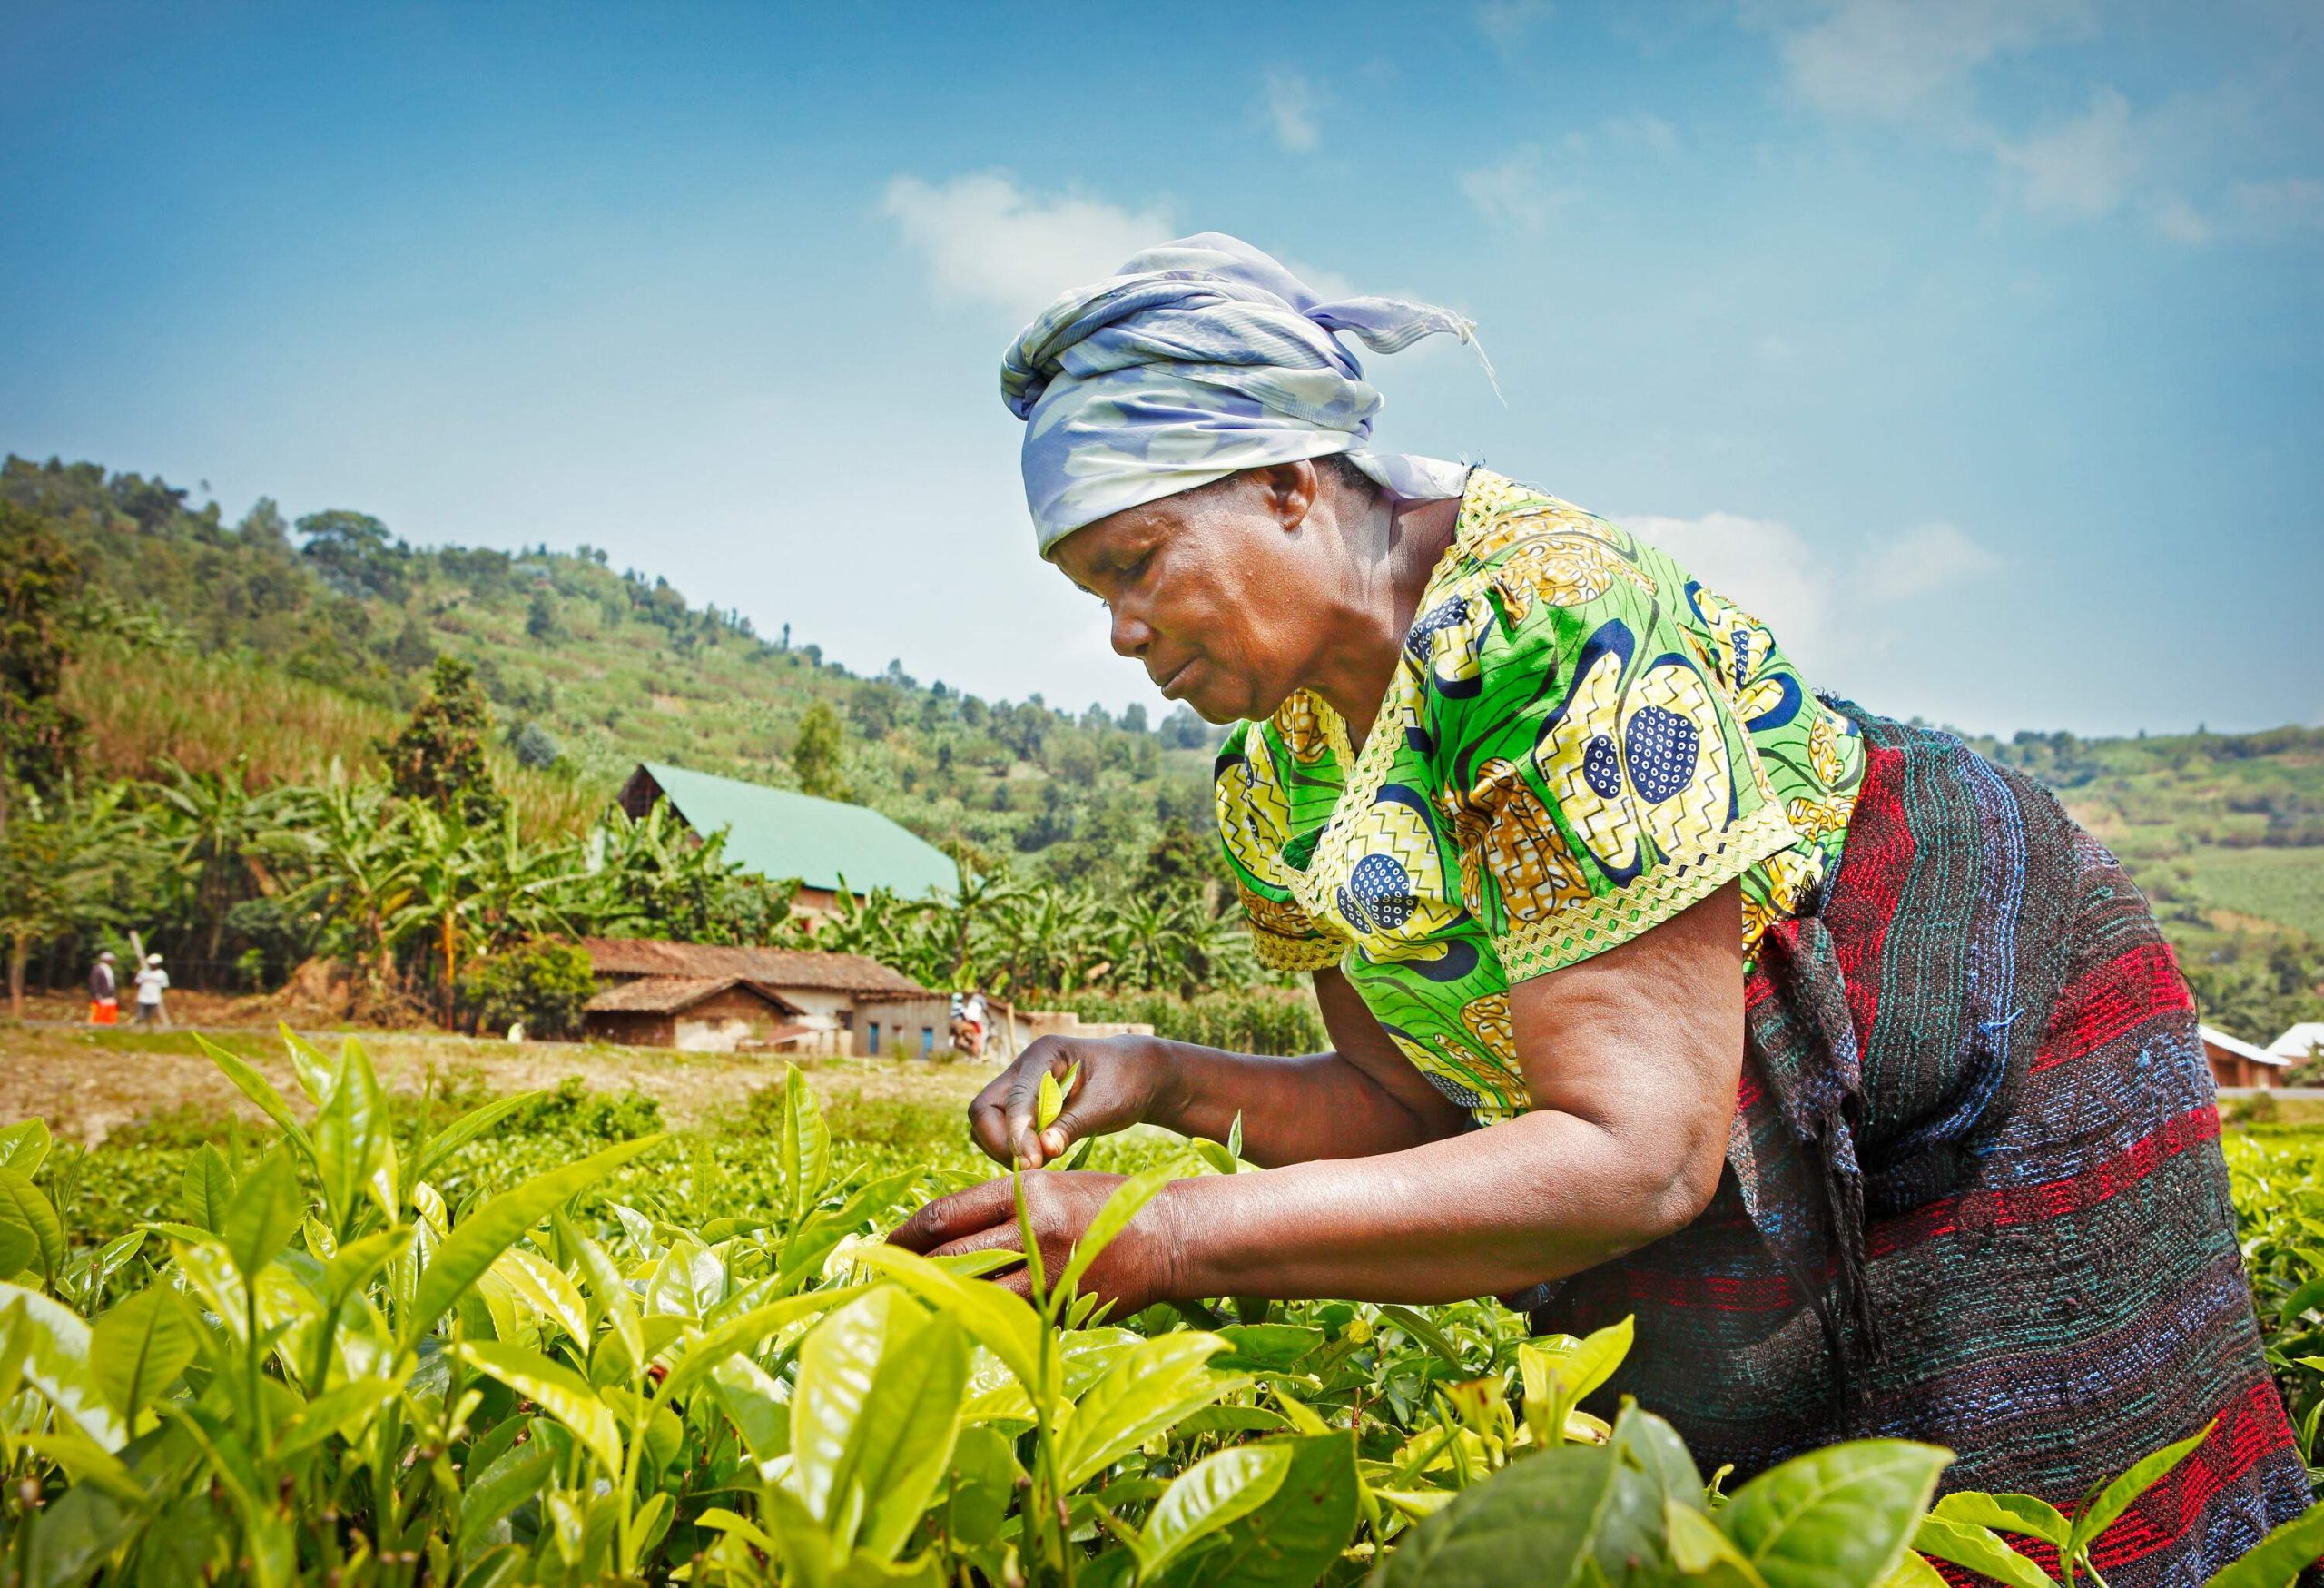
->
[[1452, 471, 1660, 599]]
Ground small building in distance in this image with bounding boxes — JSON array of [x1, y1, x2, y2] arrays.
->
[[2270, 1023, 2324, 1070], [2201, 1024, 2290, 1090], [580, 937, 950, 1057], [618, 761, 958, 927]]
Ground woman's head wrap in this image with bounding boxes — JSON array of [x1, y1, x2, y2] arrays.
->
[[1001, 232, 1489, 556]]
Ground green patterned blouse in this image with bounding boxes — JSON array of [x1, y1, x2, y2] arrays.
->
[[1213, 469, 1866, 1124]]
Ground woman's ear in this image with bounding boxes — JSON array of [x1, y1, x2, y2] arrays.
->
[[1256, 460, 1322, 534]]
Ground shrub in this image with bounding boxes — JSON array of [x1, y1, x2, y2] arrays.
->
[[458, 939, 596, 1038], [1056, 986, 1327, 1055]]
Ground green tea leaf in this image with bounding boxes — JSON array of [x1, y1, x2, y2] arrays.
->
[[792, 1288, 921, 1521], [1519, 1316, 1633, 1449], [401, 1133, 665, 1348], [90, 1287, 199, 1426], [844, 1312, 971, 1560], [0, 1280, 127, 1450], [1928, 1493, 2071, 1548], [1913, 1516, 2058, 1588], [1718, 1440, 1952, 1588], [1379, 1303, 1470, 1372], [1374, 1442, 1620, 1587], [1139, 1442, 1293, 1579], [852, 1241, 1044, 1391], [458, 1429, 560, 1558], [709, 1355, 793, 1462], [182, 1146, 235, 1234], [1035, 1068, 1067, 1136], [2068, 1421, 2212, 1555], [411, 1090, 547, 1196], [280, 1026, 338, 1103], [0, 1119, 53, 1179], [658, 1286, 862, 1404], [197, 1036, 316, 1163], [2202, 1498, 2324, 1588], [1164, 1432, 1358, 1588], [220, 1153, 302, 1282], [944, 1424, 1018, 1548], [313, 1038, 392, 1232], [1059, 1331, 1237, 1488], [0, 1167, 64, 1287], [1879, 1553, 1950, 1588], [455, 1339, 624, 1475], [274, 1376, 407, 1459], [1669, 1500, 1770, 1586], [782, 1066, 832, 1224]]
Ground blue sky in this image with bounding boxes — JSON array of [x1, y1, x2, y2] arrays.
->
[[4, 2, 2319, 735]]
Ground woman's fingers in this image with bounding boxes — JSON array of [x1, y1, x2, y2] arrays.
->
[[887, 1176, 1017, 1252], [969, 1045, 1072, 1167]]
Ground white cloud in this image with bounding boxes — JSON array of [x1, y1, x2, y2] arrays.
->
[[1996, 87, 2142, 218], [2229, 176, 2324, 235], [1476, 0, 1551, 50], [1621, 509, 2004, 682], [1260, 71, 1321, 153], [881, 173, 1176, 320], [1603, 113, 1682, 158], [1857, 521, 2003, 604], [1772, 0, 2088, 125], [1624, 511, 1838, 668], [1459, 146, 1571, 233], [2147, 193, 2214, 245]]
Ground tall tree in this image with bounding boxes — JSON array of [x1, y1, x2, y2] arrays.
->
[[793, 700, 846, 800], [379, 656, 507, 826], [0, 502, 86, 835]]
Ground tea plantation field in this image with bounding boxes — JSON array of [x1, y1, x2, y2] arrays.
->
[[5, 1035, 2324, 1586]]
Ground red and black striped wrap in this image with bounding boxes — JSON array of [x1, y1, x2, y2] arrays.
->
[[1532, 706, 2309, 1585]]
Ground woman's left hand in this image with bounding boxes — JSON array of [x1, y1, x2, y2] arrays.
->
[[887, 1171, 1184, 1314]]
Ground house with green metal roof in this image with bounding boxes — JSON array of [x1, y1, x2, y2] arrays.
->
[[617, 761, 958, 921]]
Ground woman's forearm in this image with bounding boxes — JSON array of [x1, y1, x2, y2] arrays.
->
[[1156, 1110, 1709, 1304], [1138, 1038, 1443, 1166]]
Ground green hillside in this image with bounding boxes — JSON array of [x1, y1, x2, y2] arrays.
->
[[4, 454, 1219, 885], [6, 452, 2319, 1041]]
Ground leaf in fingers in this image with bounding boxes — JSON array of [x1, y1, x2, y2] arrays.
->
[[1036, 1067, 1068, 1136]]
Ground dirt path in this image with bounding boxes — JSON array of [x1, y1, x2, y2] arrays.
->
[[0, 1021, 991, 1143]]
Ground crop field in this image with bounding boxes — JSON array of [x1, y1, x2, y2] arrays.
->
[[2186, 847, 2324, 942], [5, 1034, 2324, 1586]]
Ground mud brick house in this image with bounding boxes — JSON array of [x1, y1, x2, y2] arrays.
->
[[579, 937, 950, 1056], [616, 762, 958, 927], [2201, 1024, 2290, 1090]]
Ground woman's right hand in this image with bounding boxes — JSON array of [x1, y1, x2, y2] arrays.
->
[[970, 1034, 1167, 1169]]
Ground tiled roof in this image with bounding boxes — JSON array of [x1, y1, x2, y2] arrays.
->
[[581, 937, 931, 995], [583, 975, 796, 1016]]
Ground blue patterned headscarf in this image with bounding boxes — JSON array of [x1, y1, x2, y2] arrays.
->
[[1001, 232, 1490, 556]]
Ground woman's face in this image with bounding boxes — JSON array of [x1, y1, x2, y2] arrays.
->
[[1050, 464, 1340, 725]]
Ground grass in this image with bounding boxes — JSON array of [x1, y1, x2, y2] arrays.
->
[[64, 639, 604, 835]]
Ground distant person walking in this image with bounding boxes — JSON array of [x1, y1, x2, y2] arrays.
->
[[87, 951, 120, 1025], [133, 953, 170, 1027], [951, 990, 989, 1059]]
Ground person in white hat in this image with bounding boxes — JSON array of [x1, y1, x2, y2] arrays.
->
[[133, 952, 170, 1027]]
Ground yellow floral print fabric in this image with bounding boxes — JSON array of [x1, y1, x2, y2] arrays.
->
[[1213, 469, 1865, 1121]]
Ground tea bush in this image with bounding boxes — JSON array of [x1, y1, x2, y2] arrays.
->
[[4, 1037, 2324, 1585]]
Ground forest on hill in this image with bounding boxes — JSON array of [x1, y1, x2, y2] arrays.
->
[[3, 451, 2319, 1043]]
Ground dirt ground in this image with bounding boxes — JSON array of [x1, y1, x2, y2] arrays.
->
[[0, 1018, 993, 1144]]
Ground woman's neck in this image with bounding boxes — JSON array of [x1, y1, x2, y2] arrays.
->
[[1309, 491, 1462, 749]]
